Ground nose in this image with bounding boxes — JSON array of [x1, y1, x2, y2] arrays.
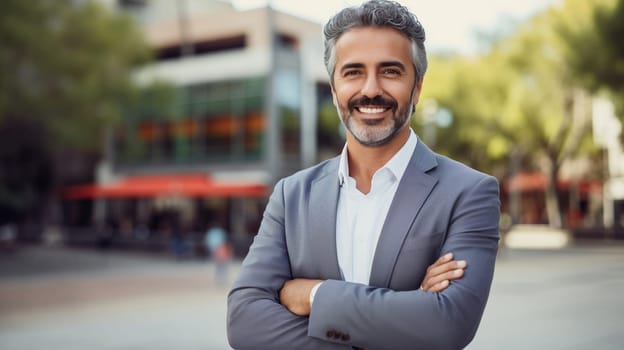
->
[[360, 74, 382, 98]]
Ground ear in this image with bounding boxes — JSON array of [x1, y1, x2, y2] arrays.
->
[[330, 82, 338, 107], [412, 78, 424, 105]]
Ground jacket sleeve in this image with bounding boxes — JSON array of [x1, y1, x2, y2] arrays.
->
[[307, 175, 500, 350], [227, 179, 350, 350]]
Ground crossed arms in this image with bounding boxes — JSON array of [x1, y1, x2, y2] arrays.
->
[[227, 175, 500, 350], [280, 252, 466, 316]]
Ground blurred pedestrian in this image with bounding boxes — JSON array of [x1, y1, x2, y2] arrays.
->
[[168, 221, 190, 260], [205, 222, 231, 286]]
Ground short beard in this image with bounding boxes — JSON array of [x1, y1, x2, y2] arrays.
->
[[339, 98, 413, 147], [345, 113, 408, 147]]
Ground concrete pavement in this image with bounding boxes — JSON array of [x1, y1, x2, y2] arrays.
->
[[469, 243, 624, 350], [0, 246, 236, 350], [1, 242, 623, 349]]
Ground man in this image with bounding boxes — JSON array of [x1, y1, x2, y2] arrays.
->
[[227, 1, 500, 349]]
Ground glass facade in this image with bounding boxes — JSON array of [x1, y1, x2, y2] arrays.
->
[[115, 77, 266, 167], [275, 68, 301, 166]]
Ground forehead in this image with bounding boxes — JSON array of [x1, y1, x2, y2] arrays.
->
[[334, 26, 413, 67]]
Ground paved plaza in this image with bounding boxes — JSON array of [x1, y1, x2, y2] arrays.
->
[[0, 241, 623, 349]]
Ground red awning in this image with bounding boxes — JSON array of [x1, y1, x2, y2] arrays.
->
[[504, 172, 602, 193], [62, 174, 268, 199], [505, 172, 547, 192]]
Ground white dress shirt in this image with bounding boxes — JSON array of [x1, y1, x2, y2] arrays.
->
[[336, 129, 417, 284], [310, 129, 417, 304]]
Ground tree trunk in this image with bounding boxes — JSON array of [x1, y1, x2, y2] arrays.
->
[[544, 179, 562, 228], [543, 156, 563, 228]]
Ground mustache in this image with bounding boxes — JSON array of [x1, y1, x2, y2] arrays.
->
[[348, 95, 397, 111]]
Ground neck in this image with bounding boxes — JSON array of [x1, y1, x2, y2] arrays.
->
[[346, 127, 410, 194]]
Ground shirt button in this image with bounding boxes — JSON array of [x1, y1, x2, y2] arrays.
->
[[326, 330, 335, 338]]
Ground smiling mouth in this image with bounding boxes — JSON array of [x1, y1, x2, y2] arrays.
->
[[348, 95, 397, 115], [356, 106, 390, 114]]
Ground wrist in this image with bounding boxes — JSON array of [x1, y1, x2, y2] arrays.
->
[[309, 281, 323, 307]]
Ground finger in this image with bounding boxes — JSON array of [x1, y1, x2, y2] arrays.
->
[[430, 252, 453, 268], [426, 253, 453, 275], [426, 259, 467, 278], [427, 279, 449, 293], [423, 271, 457, 290], [421, 268, 465, 291], [422, 258, 466, 290]]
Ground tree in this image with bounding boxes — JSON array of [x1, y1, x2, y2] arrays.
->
[[415, 52, 517, 176], [554, 0, 624, 130], [0, 0, 151, 226], [418, 2, 606, 228]]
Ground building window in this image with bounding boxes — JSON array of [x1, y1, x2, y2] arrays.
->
[[276, 33, 298, 50], [155, 35, 247, 61], [115, 77, 266, 167], [117, 0, 148, 9]]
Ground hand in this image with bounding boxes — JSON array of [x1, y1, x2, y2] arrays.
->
[[279, 278, 323, 316], [420, 252, 466, 292]]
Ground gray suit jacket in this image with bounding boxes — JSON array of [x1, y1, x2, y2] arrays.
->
[[227, 140, 500, 350]]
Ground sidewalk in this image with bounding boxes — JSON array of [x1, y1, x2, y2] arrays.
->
[[0, 245, 236, 350], [469, 242, 624, 350], [1, 242, 623, 349]]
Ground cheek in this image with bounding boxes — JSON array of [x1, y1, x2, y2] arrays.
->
[[333, 89, 349, 108], [332, 81, 358, 105]]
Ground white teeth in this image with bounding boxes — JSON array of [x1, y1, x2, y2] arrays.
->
[[358, 107, 386, 114]]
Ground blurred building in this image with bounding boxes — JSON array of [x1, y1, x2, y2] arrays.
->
[[62, 0, 339, 255], [500, 96, 624, 238], [593, 97, 624, 235]]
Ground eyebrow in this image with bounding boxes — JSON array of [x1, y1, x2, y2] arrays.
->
[[339, 63, 365, 72], [379, 61, 406, 71], [339, 61, 407, 73]]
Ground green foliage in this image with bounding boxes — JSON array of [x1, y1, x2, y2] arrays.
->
[[0, 0, 151, 150], [554, 0, 624, 128], [416, 0, 617, 226], [417, 51, 519, 171], [419, 0, 611, 176], [554, 0, 622, 89], [0, 0, 153, 223]]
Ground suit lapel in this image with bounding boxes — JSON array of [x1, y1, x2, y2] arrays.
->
[[309, 159, 343, 280], [369, 140, 439, 288]]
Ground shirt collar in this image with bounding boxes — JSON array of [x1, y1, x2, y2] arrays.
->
[[338, 129, 418, 186]]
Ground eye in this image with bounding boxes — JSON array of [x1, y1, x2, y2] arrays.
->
[[343, 70, 361, 77], [381, 68, 401, 76]]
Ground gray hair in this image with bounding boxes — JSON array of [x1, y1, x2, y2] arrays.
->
[[323, 0, 427, 82]]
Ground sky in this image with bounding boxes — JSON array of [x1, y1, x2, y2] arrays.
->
[[231, 0, 560, 55]]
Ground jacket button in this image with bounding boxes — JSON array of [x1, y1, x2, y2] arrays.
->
[[326, 330, 335, 338], [333, 331, 341, 339], [342, 333, 350, 341]]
